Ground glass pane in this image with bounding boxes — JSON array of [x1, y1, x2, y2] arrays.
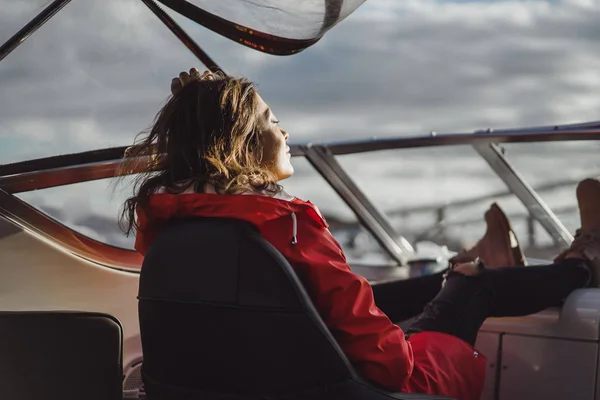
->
[[282, 156, 393, 265], [16, 177, 135, 250], [14, 156, 393, 265], [502, 140, 600, 237], [337, 145, 558, 260]]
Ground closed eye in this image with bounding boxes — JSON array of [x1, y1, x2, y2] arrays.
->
[[271, 119, 280, 125]]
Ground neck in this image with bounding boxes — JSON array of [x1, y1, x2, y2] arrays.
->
[[204, 181, 295, 201]]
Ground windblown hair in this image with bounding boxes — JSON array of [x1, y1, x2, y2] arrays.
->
[[117, 71, 281, 236]]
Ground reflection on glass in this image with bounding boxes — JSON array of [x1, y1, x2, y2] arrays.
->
[[337, 145, 560, 259]]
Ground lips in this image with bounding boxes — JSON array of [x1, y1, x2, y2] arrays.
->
[[285, 146, 290, 154]]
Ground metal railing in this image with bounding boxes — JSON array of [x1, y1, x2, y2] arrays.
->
[[1, 129, 599, 271]]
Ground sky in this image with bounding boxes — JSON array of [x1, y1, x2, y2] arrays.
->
[[1, 0, 600, 255]]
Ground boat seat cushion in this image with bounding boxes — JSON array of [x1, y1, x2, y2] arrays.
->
[[0, 311, 123, 400]]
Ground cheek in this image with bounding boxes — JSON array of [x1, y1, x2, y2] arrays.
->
[[263, 132, 285, 157], [258, 135, 273, 160], [259, 132, 280, 165]]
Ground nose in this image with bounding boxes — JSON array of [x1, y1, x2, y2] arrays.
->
[[282, 129, 289, 141]]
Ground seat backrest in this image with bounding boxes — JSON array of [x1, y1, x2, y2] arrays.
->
[[138, 217, 356, 398], [0, 311, 123, 400]]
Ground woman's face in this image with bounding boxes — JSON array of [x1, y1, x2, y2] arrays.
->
[[255, 94, 294, 181]]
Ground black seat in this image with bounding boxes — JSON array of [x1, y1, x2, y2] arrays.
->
[[0, 311, 123, 400], [138, 218, 454, 400]]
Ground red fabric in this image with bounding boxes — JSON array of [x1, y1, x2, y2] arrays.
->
[[135, 193, 486, 400]]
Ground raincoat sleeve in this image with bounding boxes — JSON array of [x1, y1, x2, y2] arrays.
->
[[262, 216, 415, 391]]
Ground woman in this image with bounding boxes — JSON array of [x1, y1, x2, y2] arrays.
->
[[120, 68, 599, 400]]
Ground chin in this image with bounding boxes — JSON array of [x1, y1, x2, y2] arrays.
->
[[278, 167, 294, 181]]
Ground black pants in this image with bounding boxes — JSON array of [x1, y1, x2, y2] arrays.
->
[[372, 258, 591, 346]]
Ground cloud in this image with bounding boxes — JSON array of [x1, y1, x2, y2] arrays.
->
[[257, 0, 600, 137], [2, 0, 600, 155]]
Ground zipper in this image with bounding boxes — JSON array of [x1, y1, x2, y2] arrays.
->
[[291, 212, 298, 245]]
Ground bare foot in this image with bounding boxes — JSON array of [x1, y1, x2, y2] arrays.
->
[[450, 203, 526, 269], [554, 178, 600, 286]]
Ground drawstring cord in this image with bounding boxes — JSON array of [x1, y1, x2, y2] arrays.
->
[[291, 212, 298, 245]]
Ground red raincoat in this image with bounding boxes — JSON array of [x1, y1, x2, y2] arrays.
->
[[135, 193, 486, 400]]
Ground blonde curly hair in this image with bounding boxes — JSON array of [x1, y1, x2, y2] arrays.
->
[[118, 69, 281, 235]]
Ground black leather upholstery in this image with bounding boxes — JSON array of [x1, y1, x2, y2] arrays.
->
[[138, 218, 454, 400], [0, 311, 123, 400]]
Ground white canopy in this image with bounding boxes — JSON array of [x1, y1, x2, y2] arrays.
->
[[158, 0, 368, 54]]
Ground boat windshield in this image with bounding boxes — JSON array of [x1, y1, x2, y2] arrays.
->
[[2, 0, 600, 272]]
